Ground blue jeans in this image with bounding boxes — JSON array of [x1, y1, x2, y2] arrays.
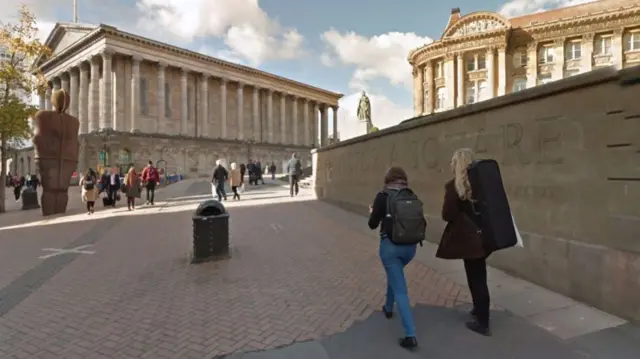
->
[[379, 235, 417, 337], [214, 182, 226, 201]]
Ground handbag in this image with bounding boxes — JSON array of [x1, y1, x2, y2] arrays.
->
[[436, 212, 485, 260]]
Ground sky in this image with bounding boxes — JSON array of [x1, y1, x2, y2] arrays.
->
[[1, 0, 595, 140]]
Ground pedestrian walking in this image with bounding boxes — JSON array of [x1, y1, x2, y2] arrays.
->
[[140, 161, 160, 205], [286, 153, 302, 197], [368, 166, 426, 350], [212, 159, 228, 201], [229, 162, 242, 200], [123, 167, 142, 211], [80, 168, 98, 214]]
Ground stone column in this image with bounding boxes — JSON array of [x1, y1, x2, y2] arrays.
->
[[486, 47, 496, 99], [100, 51, 113, 130], [61, 73, 70, 93], [156, 62, 166, 133], [69, 68, 79, 118], [413, 66, 424, 116], [332, 106, 338, 142], [180, 69, 188, 135], [292, 96, 298, 145], [552, 38, 565, 80], [526, 43, 538, 88], [237, 82, 244, 140], [130, 56, 141, 132], [304, 99, 310, 146], [582, 34, 594, 72], [252, 86, 260, 141], [53, 77, 61, 90], [89, 56, 100, 132], [320, 105, 329, 147], [613, 29, 624, 70], [266, 89, 273, 143], [497, 46, 507, 96], [280, 94, 286, 143], [202, 74, 210, 137], [44, 84, 52, 110], [444, 54, 455, 109], [425, 61, 434, 114], [79, 62, 89, 134], [313, 102, 319, 147], [456, 53, 464, 107]]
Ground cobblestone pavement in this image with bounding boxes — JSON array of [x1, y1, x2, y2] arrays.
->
[[0, 180, 472, 359]]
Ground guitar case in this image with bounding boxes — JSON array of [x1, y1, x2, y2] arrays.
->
[[467, 159, 517, 253]]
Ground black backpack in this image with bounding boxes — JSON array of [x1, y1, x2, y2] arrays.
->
[[84, 177, 94, 190], [384, 188, 427, 245]]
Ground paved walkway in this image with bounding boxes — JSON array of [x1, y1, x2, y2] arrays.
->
[[0, 180, 637, 359]]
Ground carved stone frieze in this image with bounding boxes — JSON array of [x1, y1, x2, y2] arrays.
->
[[626, 52, 640, 62], [450, 19, 504, 37], [539, 64, 554, 74], [565, 59, 581, 70], [593, 54, 613, 66], [467, 70, 488, 81], [530, 15, 640, 41]]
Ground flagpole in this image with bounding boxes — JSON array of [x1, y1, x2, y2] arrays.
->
[[73, 0, 78, 23]]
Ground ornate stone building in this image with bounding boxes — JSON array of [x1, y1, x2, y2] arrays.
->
[[408, 0, 640, 116], [27, 22, 342, 176]]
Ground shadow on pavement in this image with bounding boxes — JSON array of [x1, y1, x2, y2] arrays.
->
[[224, 304, 590, 359]]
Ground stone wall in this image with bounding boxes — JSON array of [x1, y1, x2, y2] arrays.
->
[[312, 66, 640, 321]]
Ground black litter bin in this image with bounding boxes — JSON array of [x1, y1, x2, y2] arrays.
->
[[192, 200, 229, 262], [21, 188, 40, 210]]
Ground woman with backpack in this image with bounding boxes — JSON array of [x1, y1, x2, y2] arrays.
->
[[80, 168, 98, 214], [438, 148, 491, 336], [368, 166, 422, 350]]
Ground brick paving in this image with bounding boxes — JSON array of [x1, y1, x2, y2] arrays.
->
[[0, 181, 470, 359]]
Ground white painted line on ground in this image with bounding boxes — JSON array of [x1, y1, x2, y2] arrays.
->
[[270, 224, 283, 233], [38, 245, 96, 259]]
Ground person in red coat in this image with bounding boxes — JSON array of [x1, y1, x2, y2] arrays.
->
[[140, 161, 160, 205]]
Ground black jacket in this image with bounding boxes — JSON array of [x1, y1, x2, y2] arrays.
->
[[212, 165, 228, 183], [286, 158, 301, 176]]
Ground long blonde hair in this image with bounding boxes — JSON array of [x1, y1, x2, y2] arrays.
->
[[451, 148, 475, 201]]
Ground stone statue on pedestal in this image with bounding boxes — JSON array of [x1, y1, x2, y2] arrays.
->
[[356, 91, 373, 133], [33, 89, 80, 216]]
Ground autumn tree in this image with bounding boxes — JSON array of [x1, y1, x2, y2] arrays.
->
[[0, 5, 50, 212]]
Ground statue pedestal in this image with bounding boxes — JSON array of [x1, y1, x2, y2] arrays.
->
[[360, 120, 372, 135], [21, 188, 41, 210]]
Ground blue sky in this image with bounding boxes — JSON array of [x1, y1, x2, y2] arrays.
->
[[3, 0, 592, 139]]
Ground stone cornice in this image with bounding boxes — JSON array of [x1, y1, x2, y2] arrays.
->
[[37, 24, 343, 105], [410, 31, 509, 67]]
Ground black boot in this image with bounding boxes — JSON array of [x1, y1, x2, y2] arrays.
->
[[382, 305, 393, 319], [398, 337, 418, 350], [465, 320, 491, 336]]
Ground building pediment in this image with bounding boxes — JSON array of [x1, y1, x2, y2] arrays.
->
[[35, 22, 97, 67], [442, 12, 511, 40]]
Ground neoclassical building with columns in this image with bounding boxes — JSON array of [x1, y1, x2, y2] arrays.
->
[[408, 0, 640, 116], [29, 22, 342, 176]]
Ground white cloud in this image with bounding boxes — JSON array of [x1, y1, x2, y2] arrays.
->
[[135, 0, 305, 66], [337, 92, 413, 140], [499, 0, 596, 17], [321, 29, 432, 91]]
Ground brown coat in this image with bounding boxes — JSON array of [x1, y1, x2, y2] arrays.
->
[[436, 180, 485, 260], [229, 168, 242, 187]]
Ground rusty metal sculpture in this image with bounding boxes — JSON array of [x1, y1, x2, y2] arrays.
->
[[33, 89, 80, 216]]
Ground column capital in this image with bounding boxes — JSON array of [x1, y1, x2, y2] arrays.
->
[[158, 61, 168, 69], [304, 98, 310, 104], [497, 44, 507, 52], [527, 42, 538, 51], [253, 86, 260, 93], [79, 61, 90, 71], [237, 81, 245, 88], [613, 28, 624, 36], [132, 55, 143, 63], [266, 88, 273, 95], [219, 77, 227, 84], [444, 52, 455, 61], [333, 105, 339, 111], [486, 46, 496, 53], [100, 49, 114, 59], [181, 68, 189, 78], [582, 33, 595, 41], [553, 38, 565, 47]]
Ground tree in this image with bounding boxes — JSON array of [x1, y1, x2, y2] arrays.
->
[[0, 5, 50, 213], [368, 126, 379, 133]]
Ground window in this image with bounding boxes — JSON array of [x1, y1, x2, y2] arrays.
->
[[512, 78, 527, 92], [478, 80, 487, 101], [466, 84, 476, 104], [423, 88, 428, 111], [513, 51, 527, 68], [625, 31, 640, 51], [187, 87, 193, 121], [140, 78, 148, 116], [435, 87, 446, 110], [538, 46, 554, 64], [165, 82, 172, 118], [466, 56, 476, 72], [477, 54, 486, 70], [465, 80, 488, 104], [565, 41, 582, 60], [435, 61, 444, 78], [539, 74, 552, 85], [466, 54, 486, 72], [595, 35, 612, 55]]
